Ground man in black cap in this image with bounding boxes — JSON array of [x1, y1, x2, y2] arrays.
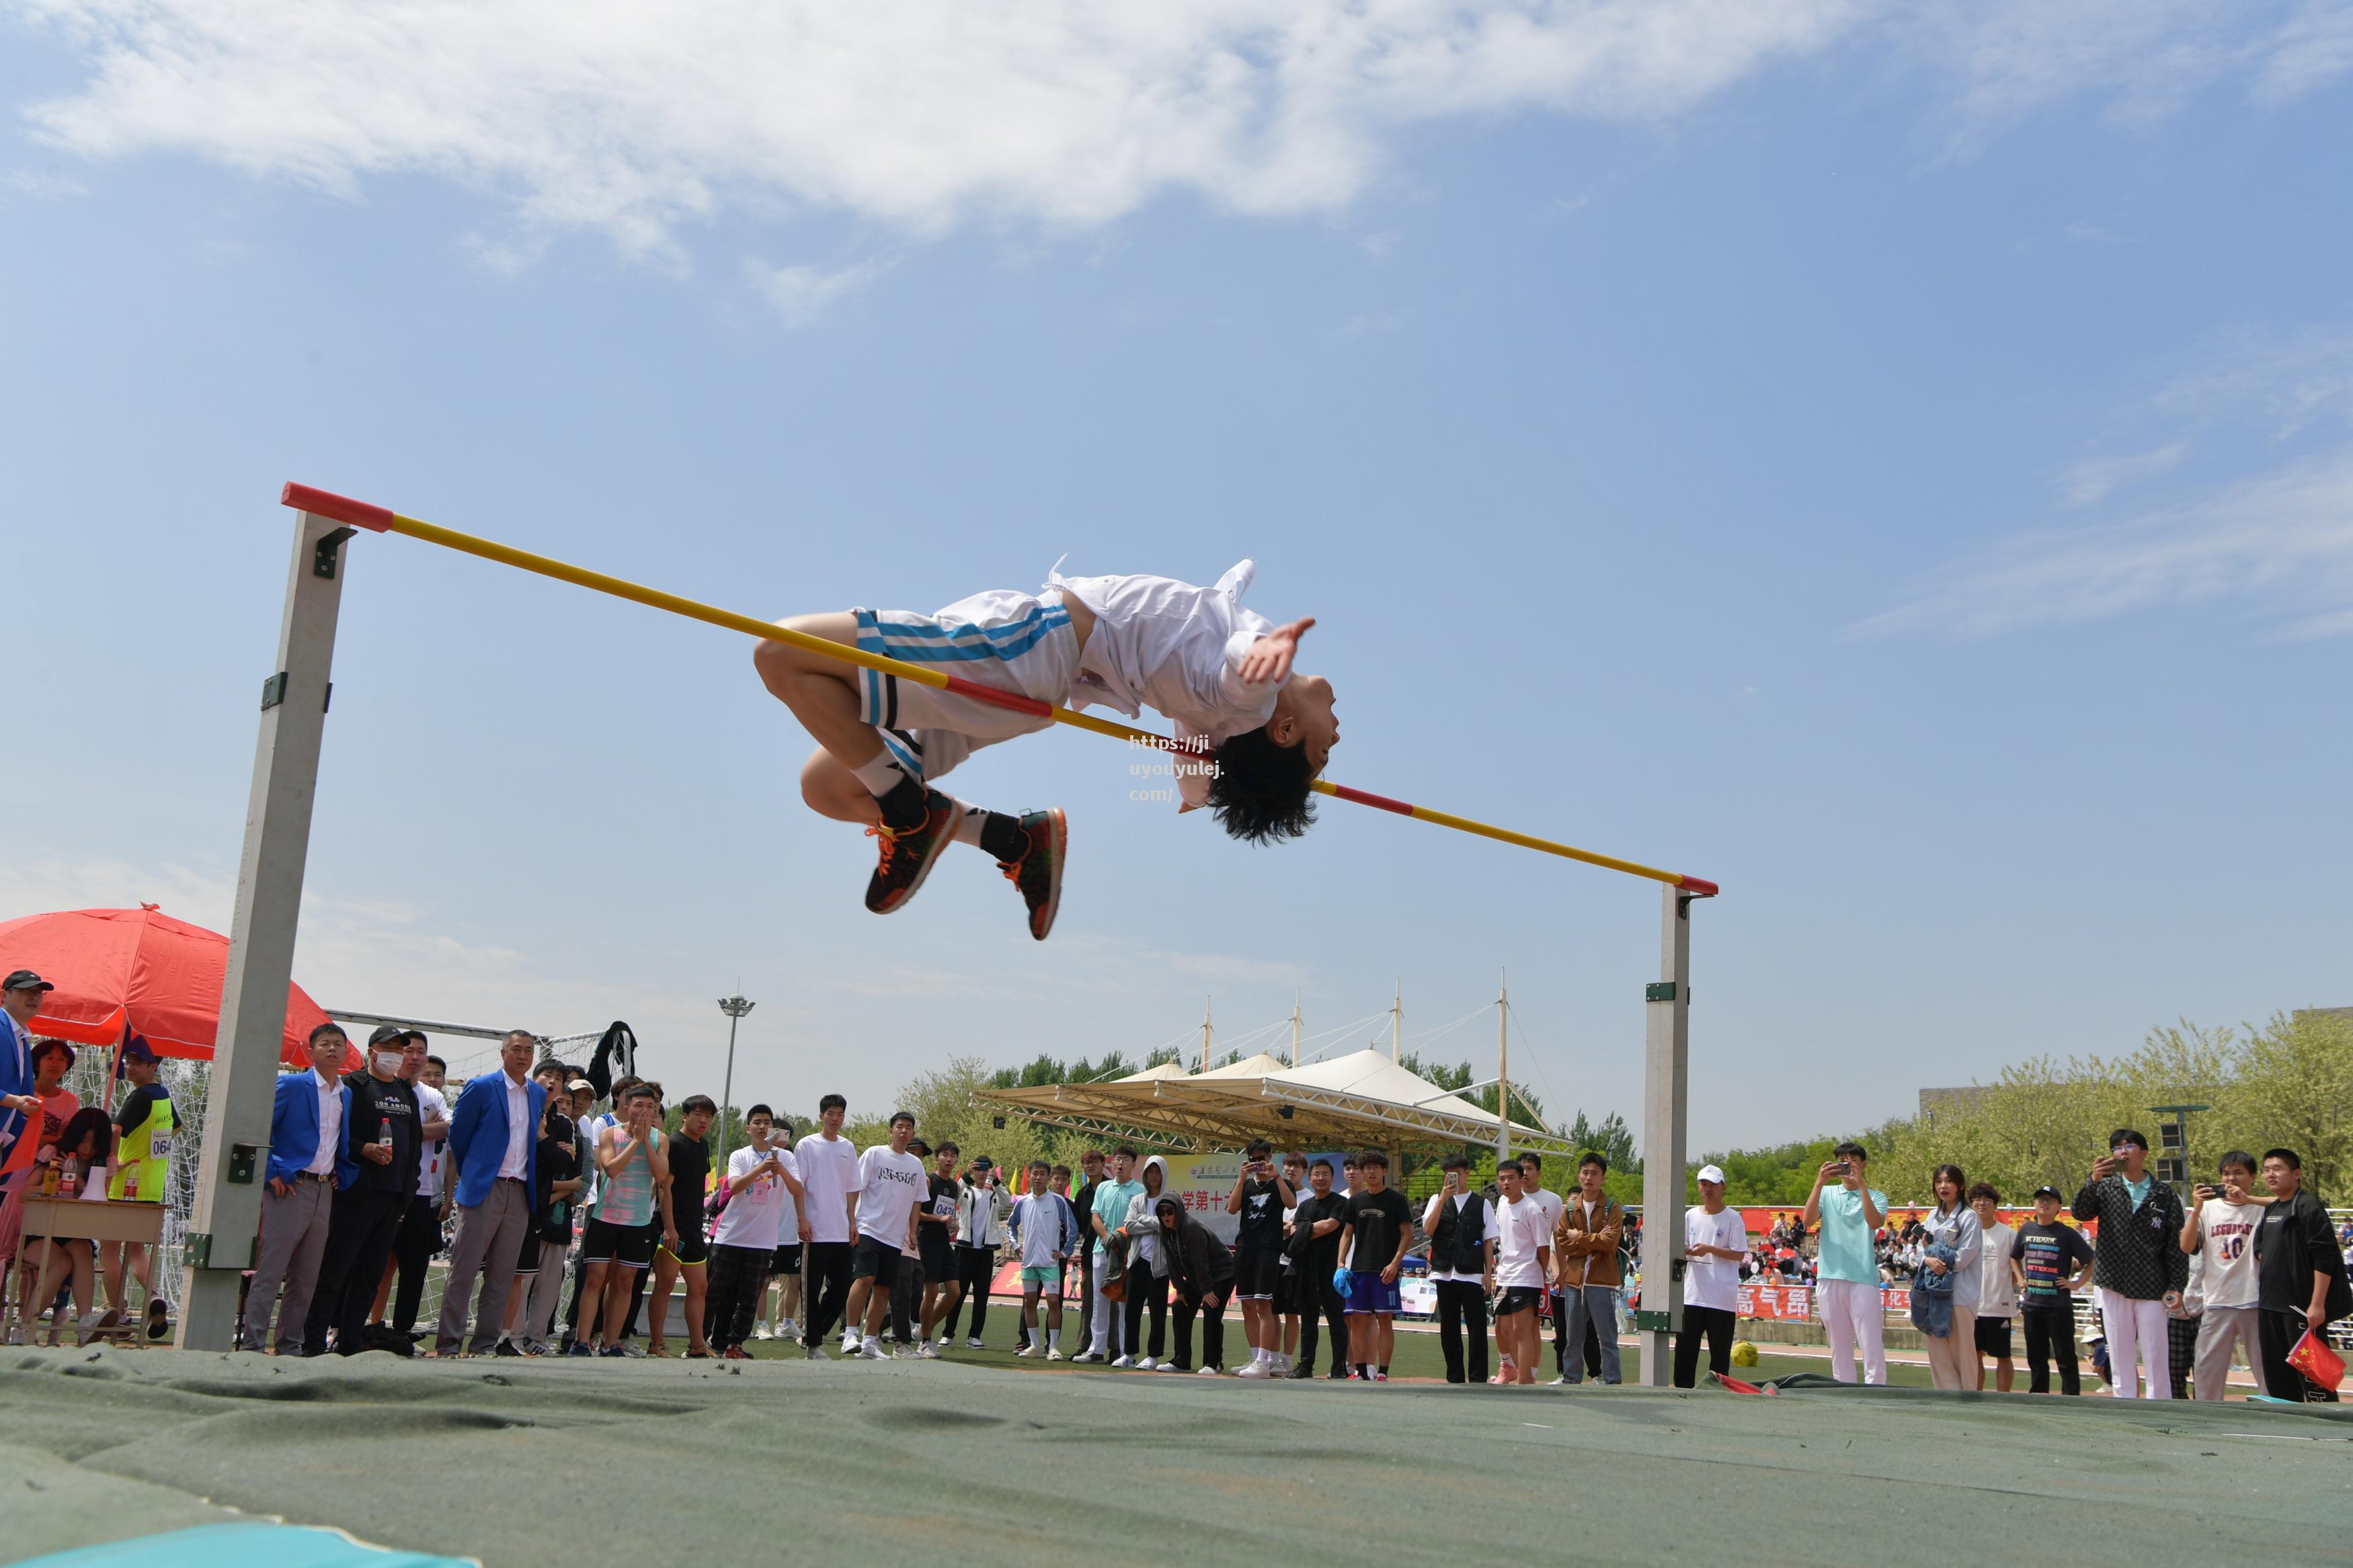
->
[[102, 1038, 177, 1339], [2013, 1183, 2095, 1395], [0, 971, 54, 1165], [303, 1024, 422, 1354]]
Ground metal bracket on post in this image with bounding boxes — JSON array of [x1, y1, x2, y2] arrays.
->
[[1637, 882, 1695, 1385], [312, 526, 356, 579], [180, 507, 354, 1351]]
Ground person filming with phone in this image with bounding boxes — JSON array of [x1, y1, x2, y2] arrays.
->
[[1804, 1140, 1887, 1385], [2071, 1128, 2187, 1400]]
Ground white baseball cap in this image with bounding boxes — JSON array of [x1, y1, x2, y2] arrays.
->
[[1696, 1164, 1726, 1184]]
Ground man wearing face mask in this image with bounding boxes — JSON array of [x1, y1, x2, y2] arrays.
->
[[303, 1025, 421, 1355]]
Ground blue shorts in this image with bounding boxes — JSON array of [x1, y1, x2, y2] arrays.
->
[[1344, 1270, 1402, 1316]]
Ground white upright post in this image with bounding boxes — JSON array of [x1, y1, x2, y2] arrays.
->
[[179, 509, 355, 1350], [1636, 884, 1693, 1385]]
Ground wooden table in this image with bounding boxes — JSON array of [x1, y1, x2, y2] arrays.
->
[[9, 1195, 165, 1346]]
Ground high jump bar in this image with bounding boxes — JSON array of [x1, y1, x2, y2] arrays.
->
[[280, 482, 1718, 897]]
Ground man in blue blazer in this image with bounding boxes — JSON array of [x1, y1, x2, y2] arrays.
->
[[0, 971, 53, 1161], [434, 1028, 548, 1356], [239, 1023, 354, 1353]]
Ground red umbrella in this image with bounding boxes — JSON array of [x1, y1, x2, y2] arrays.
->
[[0, 905, 330, 1069]]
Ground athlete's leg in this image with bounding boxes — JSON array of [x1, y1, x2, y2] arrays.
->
[[680, 1260, 710, 1354], [801, 749, 882, 826], [754, 614, 887, 770], [645, 1251, 678, 1353]]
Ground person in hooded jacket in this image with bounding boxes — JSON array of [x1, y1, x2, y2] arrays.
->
[[1111, 1155, 1174, 1368], [1157, 1194, 1236, 1374]]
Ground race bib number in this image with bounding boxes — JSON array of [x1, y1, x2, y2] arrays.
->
[[149, 1132, 173, 1160]]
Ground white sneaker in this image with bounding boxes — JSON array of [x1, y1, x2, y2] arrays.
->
[[1111, 1354, 1135, 1368], [1236, 1361, 1271, 1378], [1133, 1356, 1157, 1371], [1073, 1350, 1105, 1364], [857, 1339, 887, 1360], [916, 1342, 940, 1359], [1016, 1344, 1036, 1358], [1046, 1348, 1066, 1361], [895, 1343, 922, 1360], [779, 1319, 798, 1340], [805, 1345, 832, 1361], [1275, 1354, 1293, 1374], [843, 1331, 863, 1353], [1547, 1375, 1568, 1386], [1158, 1361, 1182, 1372], [965, 1336, 985, 1350], [752, 1325, 774, 1340], [1197, 1364, 1220, 1376]]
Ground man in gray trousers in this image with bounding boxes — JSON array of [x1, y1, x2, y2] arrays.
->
[[434, 1030, 547, 1357], [241, 1024, 353, 1352]]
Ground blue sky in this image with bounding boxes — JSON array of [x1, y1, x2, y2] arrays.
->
[[3, 1, 2349, 1153]]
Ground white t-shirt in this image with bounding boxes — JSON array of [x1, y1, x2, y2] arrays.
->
[[852, 1145, 927, 1247], [713, 1143, 799, 1251], [1494, 1192, 1552, 1290], [1421, 1191, 1499, 1284], [1683, 1206, 1749, 1313], [2194, 1198, 2265, 1309], [1524, 1186, 1564, 1251], [1048, 561, 1281, 767], [411, 1081, 449, 1200], [794, 1132, 862, 1245], [1977, 1223, 2018, 1317]]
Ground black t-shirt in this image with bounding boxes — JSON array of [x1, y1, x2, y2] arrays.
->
[[1291, 1192, 1349, 1272], [536, 1110, 580, 1241], [2013, 1220, 2094, 1305], [921, 1173, 959, 1261], [114, 1082, 170, 1139], [668, 1133, 711, 1234], [341, 1072, 420, 1196], [1234, 1176, 1285, 1253], [1340, 1187, 1412, 1273]]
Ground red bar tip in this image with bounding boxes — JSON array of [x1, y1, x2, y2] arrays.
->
[[1679, 876, 1720, 897], [282, 482, 395, 532]]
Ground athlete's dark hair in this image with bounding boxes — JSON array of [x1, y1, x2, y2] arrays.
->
[[1966, 1182, 2000, 1206], [1244, 1139, 1273, 1160], [1206, 728, 1317, 845], [679, 1095, 717, 1116], [58, 1106, 114, 1162], [746, 1104, 774, 1122], [1579, 1150, 1607, 1173], [30, 1038, 73, 1073], [1112, 1144, 1139, 1161], [2108, 1128, 2148, 1152], [307, 1023, 347, 1047], [426, 1055, 447, 1070], [1441, 1153, 1472, 1171], [818, 1093, 847, 1114], [2264, 1147, 2302, 1170], [1357, 1150, 1389, 1170], [2217, 1149, 2256, 1175]]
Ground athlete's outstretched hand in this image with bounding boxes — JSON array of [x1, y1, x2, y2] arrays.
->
[[1238, 617, 1315, 685]]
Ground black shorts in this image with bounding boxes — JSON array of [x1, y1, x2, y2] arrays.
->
[[583, 1218, 654, 1269], [956, 1247, 996, 1289], [661, 1227, 709, 1268], [1270, 1265, 1304, 1315], [919, 1232, 955, 1278], [1494, 1286, 1545, 1317], [852, 1234, 905, 1284], [770, 1243, 803, 1275], [1974, 1315, 2014, 1357], [1233, 1245, 1281, 1301]]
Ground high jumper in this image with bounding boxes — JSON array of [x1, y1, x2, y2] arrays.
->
[[752, 561, 1339, 941]]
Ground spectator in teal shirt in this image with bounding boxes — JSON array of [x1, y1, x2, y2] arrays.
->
[[1076, 1145, 1143, 1364], [1804, 1139, 1888, 1385]]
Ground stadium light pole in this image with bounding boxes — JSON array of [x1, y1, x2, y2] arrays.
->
[[718, 993, 754, 1165]]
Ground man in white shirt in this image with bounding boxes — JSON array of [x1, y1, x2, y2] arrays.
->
[[795, 1094, 863, 1359], [709, 1105, 809, 1358], [1969, 1182, 2019, 1393], [842, 1112, 927, 1359], [2180, 1149, 2269, 1400], [1420, 1154, 1496, 1384], [1515, 1153, 1572, 1382], [1675, 1165, 1749, 1387], [1490, 1161, 1550, 1385], [752, 563, 1339, 940]]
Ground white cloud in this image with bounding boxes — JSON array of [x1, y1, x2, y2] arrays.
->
[[2060, 442, 2186, 505], [5, 0, 2339, 257], [2151, 323, 2353, 440], [1856, 449, 2353, 639], [744, 254, 893, 327]]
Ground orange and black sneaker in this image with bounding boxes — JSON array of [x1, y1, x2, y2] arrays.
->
[[864, 789, 959, 915], [996, 807, 1067, 941]]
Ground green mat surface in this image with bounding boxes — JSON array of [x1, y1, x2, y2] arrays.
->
[[1, 1347, 2346, 1567]]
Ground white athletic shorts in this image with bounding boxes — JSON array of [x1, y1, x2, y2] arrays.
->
[[852, 589, 1079, 784]]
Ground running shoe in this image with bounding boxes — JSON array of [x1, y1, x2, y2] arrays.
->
[[1111, 1354, 1135, 1368], [1345, 1368, 1363, 1381], [723, 1346, 750, 1360], [857, 1339, 888, 1360], [1546, 1375, 1568, 1386], [1372, 1370, 1388, 1382], [752, 1325, 774, 1340], [805, 1345, 832, 1361], [916, 1342, 940, 1359], [1016, 1344, 1036, 1358], [1133, 1357, 1157, 1371], [1197, 1365, 1220, 1376], [965, 1336, 986, 1350], [566, 1342, 595, 1358], [843, 1331, 863, 1354], [779, 1319, 798, 1340], [1235, 1361, 1270, 1378], [598, 1344, 626, 1358], [145, 1298, 172, 1342], [864, 790, 959, 915], [492, 1339, 524, 1358], [996, 807, 1067, 940], [1045, 1348, 1065, 1362], [1072, 1350, 1105, 1364], [1158, 1362, 1183, 1372]]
